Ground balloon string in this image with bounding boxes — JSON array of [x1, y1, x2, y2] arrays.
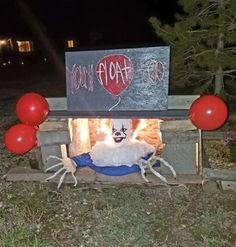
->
[[109, 96, 121, 111]]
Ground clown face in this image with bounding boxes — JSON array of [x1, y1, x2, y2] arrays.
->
[[111, 119, 132, 147]]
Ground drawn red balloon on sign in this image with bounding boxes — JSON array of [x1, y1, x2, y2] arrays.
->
[[96, 54, 133, 96]]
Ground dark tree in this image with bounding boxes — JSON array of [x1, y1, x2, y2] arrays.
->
[[149, 0, 236, 95]]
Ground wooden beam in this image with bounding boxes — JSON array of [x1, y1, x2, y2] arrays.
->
[[5, 167, 203, 186], [160, 119, 197, 131], [37, 130, 71, 146], [168, 95, 199, 109], [46, 95, 200, 112], [202, 131, 226, 140], [161, 131, 199, 143], [48, 109, 190, 119], [203, 168, 236, 181], [46, 97, 67, 111], [39, 120, 68, 131]]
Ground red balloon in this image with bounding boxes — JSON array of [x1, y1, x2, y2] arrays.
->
[[4, 124, 37, 154], [16, 92, 49, 126], [189, 95, 228, 131]]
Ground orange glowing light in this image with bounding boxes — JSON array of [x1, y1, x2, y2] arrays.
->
[[98, 119, 113, 143], [68, 118, 91, 156], [132, 119, 147, 141]]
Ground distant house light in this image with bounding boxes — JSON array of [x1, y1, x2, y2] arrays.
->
[[0, 38, 13, 52], [16, 40, 34, 52], [67, 40, 75, 48], [0, 40, 7, 45], [0, 39, 8, 50]]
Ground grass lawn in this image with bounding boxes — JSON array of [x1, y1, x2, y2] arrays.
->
[[0, 182, 236, 247]]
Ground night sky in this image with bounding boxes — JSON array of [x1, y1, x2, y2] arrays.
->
[[1, 0, 179, 49]]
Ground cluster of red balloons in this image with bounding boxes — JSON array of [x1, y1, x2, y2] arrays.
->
[[189, 95, 228, 131], [4, 92, 49, 154]]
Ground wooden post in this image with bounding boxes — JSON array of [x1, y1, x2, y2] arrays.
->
[[198, 129, 203, 175]]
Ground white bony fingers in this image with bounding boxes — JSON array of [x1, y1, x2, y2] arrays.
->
[[46, 167, 65, 181], [71, 173, 78, 187], [148, 163, 168, 183], [45, 162, 63, 172], [57, 171, 67, 190], [46, 155, 63, 162]]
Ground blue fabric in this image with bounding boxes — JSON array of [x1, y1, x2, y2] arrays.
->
[[71, 152, 160, 176]]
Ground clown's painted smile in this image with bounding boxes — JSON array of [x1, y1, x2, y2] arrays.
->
[[113, 136, 126, 143]]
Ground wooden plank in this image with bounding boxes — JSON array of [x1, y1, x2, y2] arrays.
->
[[161, 144, 197, 175], [95, 173, 202, 185], [46, 97, 67, 111], [5, 167, 203, 185], [203, 168, 236, 181], [37, 130, 71, 146], [48, 109, 190, 119], [40, 145, 63, 171], [198, 129, 203, 175], [221, 181, 236, 192], [168, 95, 199, 110], [46, 95, 200, 112], [202, 144, 210, 168], [202, 131, 226, 140], [39, 120, 68, 131], [160, 119, 196, 131], [30, 147, 43, 170], [161, 130, 199, 143]]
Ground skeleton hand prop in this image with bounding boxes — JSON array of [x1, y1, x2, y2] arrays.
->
[[45, 155, 77, 189], [138, 156, 176, 184]]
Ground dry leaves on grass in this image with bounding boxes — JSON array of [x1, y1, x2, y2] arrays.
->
[[204, 140, 236, 170]]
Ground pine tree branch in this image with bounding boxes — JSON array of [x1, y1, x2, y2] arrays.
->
[[206, 11, 218, 17], [175, 71, 212, 82], [185, 50, 214, 60], [149, 17, 170, 35], [186, 30, 209, 33], [224, 69, 236, 74], [228, 24, 236, 31], [197, 3, 217, 17], [195, 78, 213, 93], [224, 74, 236, 79], [226, 16, 235, 26], [224, 91, 236, 98], [191, 71, 212, 76], [223, 81, 236, 98], [225, 47, 236, 51]]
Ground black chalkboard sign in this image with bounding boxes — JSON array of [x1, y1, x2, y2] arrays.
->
[[65, 46, 170, 115]]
